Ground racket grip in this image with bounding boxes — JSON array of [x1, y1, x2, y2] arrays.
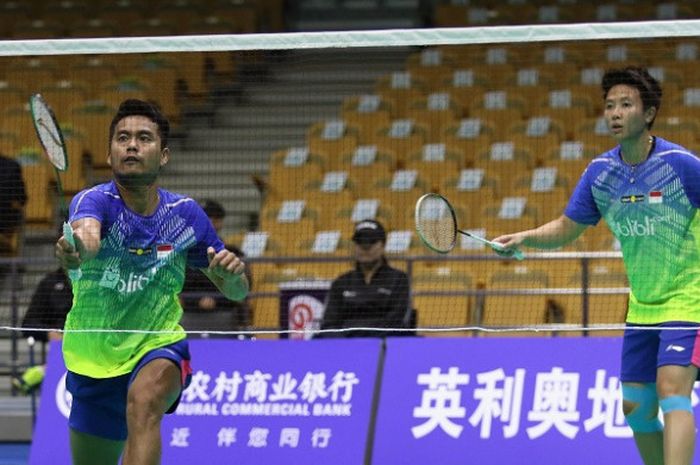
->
[[62, 222, 82, 281], [490, 242, 525, 260]]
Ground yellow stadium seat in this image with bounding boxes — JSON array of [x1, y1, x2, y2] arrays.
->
[[405, 94, 463, 140], [412, 295, 471, 329], [306, 121, 359, 170], [375, 73, 428, 116], [251, 296, 281, 330], [481, 295, 549, 327], [39, 80, 90, 113], [404, 146, 462, 189], [344, 151, 395, 193], [480, 198, 538, 233], [469, 108, 525, 140], [343, 110, 393, 145], [22, 163, 53, 224], [372, 123, 428, 166], [266, 148, 325, 200], [70, 100, 117, 171]]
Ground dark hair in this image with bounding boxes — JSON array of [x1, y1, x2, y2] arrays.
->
[[601, 66, 662, 129], [201, 199, 225, 219], [109, 99, 170, 147]]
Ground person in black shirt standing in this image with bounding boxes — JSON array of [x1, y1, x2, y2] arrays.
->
[[319, 219, 411, 338]]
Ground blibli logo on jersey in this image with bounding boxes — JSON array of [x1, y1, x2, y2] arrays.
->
[[99, 264, 155, 294], [612, 215, 668, 237]]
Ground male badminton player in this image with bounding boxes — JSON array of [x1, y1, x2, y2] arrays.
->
[[493, 67, 699, 465], [55, 99, 248, 465]]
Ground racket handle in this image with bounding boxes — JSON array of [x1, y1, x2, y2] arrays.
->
[[63, 222, 82, 281], [490, 242, 525, 261]]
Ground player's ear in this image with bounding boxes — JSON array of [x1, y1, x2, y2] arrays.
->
[[106, 152, 111, 166], [645, 106, 657, 124], [160, 147, 170, 167]]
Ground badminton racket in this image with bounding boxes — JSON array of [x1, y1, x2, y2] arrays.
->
[[415, 193, 524, 260], [29, 94, 82, 281]]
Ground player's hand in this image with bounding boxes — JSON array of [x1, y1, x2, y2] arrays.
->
[[207, 247, 246, 279], [491, 233, 525, 258], [55, 234, 83, 270]]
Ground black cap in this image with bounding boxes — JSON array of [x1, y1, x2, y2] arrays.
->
[[352, 219, 386, 244]]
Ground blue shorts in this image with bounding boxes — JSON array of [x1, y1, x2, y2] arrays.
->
[[66, 339, 192, 441], [621, 322, 700, 383]]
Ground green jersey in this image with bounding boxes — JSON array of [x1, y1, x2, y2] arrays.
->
[[64, 182, 223, 378], [565, 137, 700, 324]]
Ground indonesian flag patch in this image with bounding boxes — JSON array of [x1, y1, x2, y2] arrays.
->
[[648, 190, 663, 204], [156, 244, 174, 260]]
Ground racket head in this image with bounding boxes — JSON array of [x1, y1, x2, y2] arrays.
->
[[415, 193, 459, 254], [29, 93, 68, 171]]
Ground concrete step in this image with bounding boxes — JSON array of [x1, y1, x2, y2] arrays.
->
[[214, 104, 339, 128]]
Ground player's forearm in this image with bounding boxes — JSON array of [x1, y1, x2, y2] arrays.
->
[[521, 215, 586, 249], [73, 220, 101, 260]]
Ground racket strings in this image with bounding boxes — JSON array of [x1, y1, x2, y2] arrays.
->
[[415, 194, 458, 253]]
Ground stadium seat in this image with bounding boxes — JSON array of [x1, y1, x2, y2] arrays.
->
[[326, 198, 392, 235], [39, 80, 90, 115], [295, 231, 351, 257], [250, 296, 281, 333], [68, 18, 118, 38], [481, 197, 538, 233], [412, 295, 471, 329], [0, 105, 42, 153], [22, 162, 53, 225], [258, 202, 319, 254], [344, 147, 396, 192], [480, 295, 549, 327], [372, 120, 428, 166], [69, 100, 118, 173], [574, 117, 617, 149], [267, 148, 325, 200], [306, 120, 359, 169], [405, 93, 462, 141], [653, 116, 700, 149], [342, 95, 394, 143], [404, 49, 456, 88], [404, 143, 462, 189], [375, 72, 428, 116]]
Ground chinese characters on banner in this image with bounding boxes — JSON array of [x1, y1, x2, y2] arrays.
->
[[372, 337, 700, 465], [30, 338, 382, 465], [30, 337, 700, 465]]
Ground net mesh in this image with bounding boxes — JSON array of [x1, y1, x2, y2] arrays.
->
[[0, 19, 699, 341]]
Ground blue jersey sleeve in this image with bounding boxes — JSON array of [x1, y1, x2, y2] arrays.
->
[[186, 203, 225, 269], [68, 187, 109, 224], [663, 151, 700, 208], [564, 160, 605, 226]]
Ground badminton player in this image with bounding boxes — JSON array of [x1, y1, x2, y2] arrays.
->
[[493, 66, 699, 465], [55, 99, 248, 465]]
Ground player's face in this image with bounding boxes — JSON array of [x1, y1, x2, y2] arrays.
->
[[354, 240, 384, 265], [604, 84, 655, 142], [108, 115, 169, 185]]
